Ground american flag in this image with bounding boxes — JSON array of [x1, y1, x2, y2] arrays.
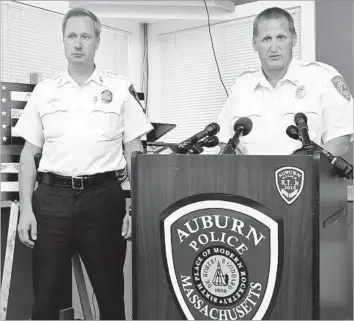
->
[[1, 82, 34, 145], [1, 81, 34, 201]]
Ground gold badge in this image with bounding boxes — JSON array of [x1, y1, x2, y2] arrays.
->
[[101, 90, 112, 103], [295, 86, 306, 99]]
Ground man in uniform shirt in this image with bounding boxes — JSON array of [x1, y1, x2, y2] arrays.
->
[[14, 7, 153, 320], [218, 7, 353, 156]]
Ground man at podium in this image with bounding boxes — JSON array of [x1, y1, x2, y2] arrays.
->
[[217, 7, 353, 156]]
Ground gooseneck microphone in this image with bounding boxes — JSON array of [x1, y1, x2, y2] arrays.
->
[[187, 136, 219, 154], [176, 123, 220, 154], [219, 117, 253, 155], [294, 113, 312, 146], [286, 125, 353, 179]]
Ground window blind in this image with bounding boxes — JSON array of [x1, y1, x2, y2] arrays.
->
[[156, 7, 301, 153], [1, 1, 130, 83]]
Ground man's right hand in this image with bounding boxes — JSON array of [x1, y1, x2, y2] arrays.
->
[[18, 210, 37, 248]]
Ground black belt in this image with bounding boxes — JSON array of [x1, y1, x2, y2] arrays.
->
[[38, 171, 117, 190]]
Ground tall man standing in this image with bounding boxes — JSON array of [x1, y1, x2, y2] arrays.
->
[[14, 7, 153, 320], [218, 7, 353, 156]]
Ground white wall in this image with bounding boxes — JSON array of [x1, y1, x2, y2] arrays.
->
[[100, 18, 145, 90]]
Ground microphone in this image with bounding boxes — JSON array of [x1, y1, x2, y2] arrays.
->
[[294, 113, 312, 146], [286, 125, 353, 179], [219, 117, 252, 155], [187, 136, 219, 154], [286, 125, 301, 140], [176, 123, 220, 154]]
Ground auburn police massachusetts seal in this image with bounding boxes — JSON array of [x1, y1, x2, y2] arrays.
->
[[160, 194, 283, 320]]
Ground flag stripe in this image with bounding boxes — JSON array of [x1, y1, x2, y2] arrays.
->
[[1, 155, 20, 163], [11, 109, 24, 119], [1, 82, 35, 92], [1, 173, 19, 182], [1, 192, 19, 201], [1, 182, 19, 192], [1, 163, 19, 173], [2, 101, 27, 110], [11, 137, 24, 145], [11, 118, 19, 128], [10, 91, 32, 101]]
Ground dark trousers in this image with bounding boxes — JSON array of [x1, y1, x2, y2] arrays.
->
[[31, 180, 127, 320]]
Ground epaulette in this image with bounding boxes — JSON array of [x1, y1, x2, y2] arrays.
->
[[51, 72, 62, 80], [237, 69, 258, 79], [45, 72, 65, 86], [311, 61, 338, 75], [101, 69, 125, 79], [297, 60, 336, 74]]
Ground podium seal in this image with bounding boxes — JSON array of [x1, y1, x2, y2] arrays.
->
[[160, 194, 283, 320]]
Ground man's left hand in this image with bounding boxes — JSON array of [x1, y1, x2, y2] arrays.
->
[[122, 213, 132, 240]]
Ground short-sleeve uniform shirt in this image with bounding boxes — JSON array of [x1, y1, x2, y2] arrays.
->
[[217, 59, 354, 155], [13, 68, 154, 176]]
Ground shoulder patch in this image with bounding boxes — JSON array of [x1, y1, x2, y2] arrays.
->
[[332, 75, 351, 101], [332, 76, 350, 101]]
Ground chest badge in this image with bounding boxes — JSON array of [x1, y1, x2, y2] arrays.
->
[[101, 89, 113, 103], [295, 86, 306, 99]]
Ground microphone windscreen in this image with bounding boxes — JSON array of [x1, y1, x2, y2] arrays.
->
[[234, 117, 253, 136], [294, 112, 307, 126], [286, 125, 300, 140], [205, 123, 220, 135], [203, 136, 219, 147]]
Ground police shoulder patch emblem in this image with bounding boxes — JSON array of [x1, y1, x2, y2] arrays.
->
[[160, 194, 283, 320], [275, 166, 304, 205], [332, 75, 351, 101]]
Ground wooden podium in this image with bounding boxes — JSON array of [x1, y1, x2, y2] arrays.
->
[[131, 153, 348, 320]]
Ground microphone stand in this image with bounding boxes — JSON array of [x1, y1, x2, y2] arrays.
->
[[218, 144, 236, 155], [292, 144, 318, 156], [292, 142, 353, 179]]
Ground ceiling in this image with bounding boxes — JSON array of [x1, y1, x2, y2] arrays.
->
[[68, 0, 258, 22]]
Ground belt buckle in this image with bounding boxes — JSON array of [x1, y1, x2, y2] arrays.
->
[[72, 176, 84, 190]]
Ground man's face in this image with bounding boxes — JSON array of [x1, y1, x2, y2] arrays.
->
[[252, 18, 296, 72], [63, 16, 100, 65]]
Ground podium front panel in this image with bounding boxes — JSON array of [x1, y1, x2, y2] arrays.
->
[[132, 155, 320, 320]]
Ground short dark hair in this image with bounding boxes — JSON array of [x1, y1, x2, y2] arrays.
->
[[253, 7, 296, 38], [62, 7, 101, 38]]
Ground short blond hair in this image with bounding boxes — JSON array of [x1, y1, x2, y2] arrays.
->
[[253, 7, 296, 38], [62, 7, 101, 38]]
